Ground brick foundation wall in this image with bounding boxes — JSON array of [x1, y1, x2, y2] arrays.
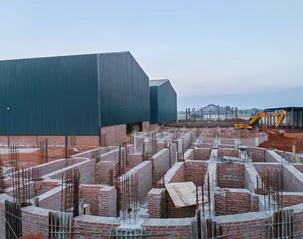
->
[[193, 148, 211, 160], [283, 165, 303, 192], [184, 160, 208, 186], [47, 159, 96, 184], [217, 213, 270, 239], [101, 124, 127, 146], [98, 186, 117, 217], [80, 185, 103, 215], [217, 162, 245, 188], [21, 206, 51, 239], [143, 218, 194, 239], [0, 135, 100, 147], [72, 215, 120, 239], [249, 147, 266, 162], [265, 150, 281, 163], [166, 192, 196, 218], [254, 163, 282, 176], [294, 164, 303, 173], [218, 148, 239, 158], [215, 189, 259, 215], [127, 153, 143, 169], [39, 187, 62, 210], [148, 188, 166, 218], [95, 160, 116, 184], [120, 161, 152, 202], [164, 162, 185, 183], [282, 193, 303, 207], [152, 149, 171, 177], [184, 149, 193, 160]]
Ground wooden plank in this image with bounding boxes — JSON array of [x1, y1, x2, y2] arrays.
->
[[165, 181, 196, 208]]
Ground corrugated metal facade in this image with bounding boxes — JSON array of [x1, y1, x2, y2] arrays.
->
[[149, 80, 177, 124], [98, 52, 149, 127], [0, 52, 149, 135]]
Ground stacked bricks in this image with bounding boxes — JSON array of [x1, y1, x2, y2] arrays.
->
[[80, 185, 103, 215], [217, 213, 270, 239], [220, 139, 235, 145], [218, 148, 239, 158], [193, 148, 211, 161], [72, 215, 120, 239], [143, 218, 194, 239], [0, 135, 99, 147], [281, 193, 303, 207], [148, 188, 166, 218], [248, 147, 266, 162], [215, 189, 259, 215], [95, 160, 116, 184], [101, 124, 127, 146], [98, 186, 117, 217], [80, 185, 116, 217], [21, 206, 51, 239], [184, 160, 208, 186], [217, 162, 245, 188]]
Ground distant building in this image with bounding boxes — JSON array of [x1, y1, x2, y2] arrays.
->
[[149, 79, 177, 124], [0, 52, 150, 136], [265, 107, 303, 131]]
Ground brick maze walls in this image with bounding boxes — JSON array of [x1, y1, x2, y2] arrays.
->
[[184, 161, 208, 186], [166, 192, 196, 218], [215, 189, 259, 215], [80, 185, 103, 215], [148, 188, 166, 218], [193, 148, 211, 160], [217, 162, 245, 188], [249, 147, 266, 162], [218, 148, 239, 158]]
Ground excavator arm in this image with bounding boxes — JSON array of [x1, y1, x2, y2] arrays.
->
[[273, 111, 286, 128], [234, 111, 286, 129]]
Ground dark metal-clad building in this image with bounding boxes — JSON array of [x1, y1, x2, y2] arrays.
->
[[0, 52, 149, 135], [265, 107, 303, 131], [149, 79, 177, 124]]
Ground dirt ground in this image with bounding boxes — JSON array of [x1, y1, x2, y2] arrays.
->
[[259, 130, 303, 152]]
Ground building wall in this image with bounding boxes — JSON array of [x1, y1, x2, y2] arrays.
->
[[0, 52, 150, 136], [149, 80, 177, 124], [98, 52, 150, 127], [149, 85, 158, 124], [0, 54, 99, 135], [158, 81, 177, 123]]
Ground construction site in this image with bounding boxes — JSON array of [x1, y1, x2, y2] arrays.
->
[[1, 52, 303, 239]]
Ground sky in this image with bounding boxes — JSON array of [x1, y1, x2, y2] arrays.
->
[[0, 1, 302, 110]]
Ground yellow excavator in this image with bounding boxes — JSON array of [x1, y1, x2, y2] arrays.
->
[[234, 111, 286, 129]]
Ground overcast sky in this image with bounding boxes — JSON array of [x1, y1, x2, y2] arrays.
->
[[1, 1, 302, 110]]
